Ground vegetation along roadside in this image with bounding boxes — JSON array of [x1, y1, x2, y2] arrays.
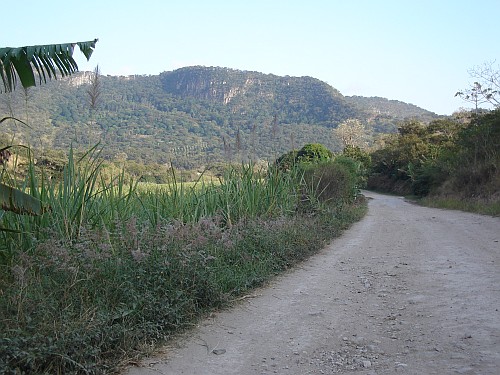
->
[[0, 143, 367, 374], [367, 109, 500, 216]]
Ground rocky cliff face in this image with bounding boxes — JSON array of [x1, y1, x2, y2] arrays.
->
[[159, 66, 356, 125], [160, 66, 251, 103]]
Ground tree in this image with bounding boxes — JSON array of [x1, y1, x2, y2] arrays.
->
[[456, 61, 500, 111], [1, 39, 98, 217], [368, 118, 469, 196], [334, 118, 368, 148]]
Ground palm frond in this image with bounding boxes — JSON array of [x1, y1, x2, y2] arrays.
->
[[0, 39, 98, 93]]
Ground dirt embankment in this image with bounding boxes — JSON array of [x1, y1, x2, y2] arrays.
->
[[125, 191, 500, 375]]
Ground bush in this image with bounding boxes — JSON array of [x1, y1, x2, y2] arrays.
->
[[410, 162, 446, 196], [275, 143, 333, 172], [368, 118, 462, 196], [448, 110, 500, 197], [342, 145, 371, 173], [368, 111, 500, 201], [300, 157, 361, 211], [274, 150, 298, 171], [296, 143, 333, 163]]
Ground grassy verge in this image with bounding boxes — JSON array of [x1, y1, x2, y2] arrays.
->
[[418, 195, 500, 216], [0, 153, 367, 374]]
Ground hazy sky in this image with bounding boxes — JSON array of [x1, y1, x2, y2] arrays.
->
[[4, 0, 499, 115]]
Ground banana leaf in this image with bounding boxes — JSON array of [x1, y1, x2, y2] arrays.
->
[[0, 182, 46, 216], [1, 39, 98, 93]]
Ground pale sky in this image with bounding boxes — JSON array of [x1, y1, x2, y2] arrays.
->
[[4, 0, 499, 115]]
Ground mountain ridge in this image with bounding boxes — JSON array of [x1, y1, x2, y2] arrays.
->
[[1, 66, 440, 168]]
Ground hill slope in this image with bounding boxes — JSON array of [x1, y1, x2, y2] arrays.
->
[[0, 66, 438, 168], [160, 66, 357, 125]]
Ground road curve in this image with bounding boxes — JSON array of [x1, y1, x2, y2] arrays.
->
[[124, 191, 500, 375]]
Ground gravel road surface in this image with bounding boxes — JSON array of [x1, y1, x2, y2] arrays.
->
[[124, 191, 500, 375]]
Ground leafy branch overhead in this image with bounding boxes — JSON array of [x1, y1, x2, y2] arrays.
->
[[0, 39, 98, 93]]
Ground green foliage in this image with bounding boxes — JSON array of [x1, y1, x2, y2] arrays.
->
[[0, 146, 46, 218], [34, 149, 71, 182], [160, 66, 357, 126], [342, 145, 371, 182], [300, 159, 359, 211], [275, 143, 333, 171], [1, 40, 98, 93], [0, 39, 98, 231], [0, 203, 366, 374], [447, 110, 500, 197], [420, 195, 500, 216], [410, 163, 445, 197], [333, 156, 367, 191], [368, 118, 463, 196], [0, 181, 44, 216], [296, 143, 333, 163], [368, 111, 500, 202], [274, 150, 299, 171], [274, 144, 365, 211], [0, 40, 365, 374], [295, 153, 367, 218], [346, 95, 438, 120], [0, 149, 367, 374]]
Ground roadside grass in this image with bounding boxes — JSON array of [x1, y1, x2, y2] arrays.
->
[[0, 152, 367, 374], [366, 188, 500, 217], [418, 196, 500, 216]]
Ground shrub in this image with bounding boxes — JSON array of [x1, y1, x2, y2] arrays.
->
[[275, 143, 333, 172], [296, 143, 333, 164], [368, 118, 463, 196], [300, 157, 361, 211], [274, 149, 298, 171], [342, 145, 371, 172]]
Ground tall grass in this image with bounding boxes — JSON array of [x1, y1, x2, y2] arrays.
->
[[0, 145, 137, 261], [135, 164, 300, 226], [0, 150, 366, 374]]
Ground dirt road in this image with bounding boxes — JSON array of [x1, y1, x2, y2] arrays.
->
[[124, 192, 500, 375]]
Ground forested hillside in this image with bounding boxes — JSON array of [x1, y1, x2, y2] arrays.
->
[[345, 95, 438, 133], [1, 66, 438, 168]]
